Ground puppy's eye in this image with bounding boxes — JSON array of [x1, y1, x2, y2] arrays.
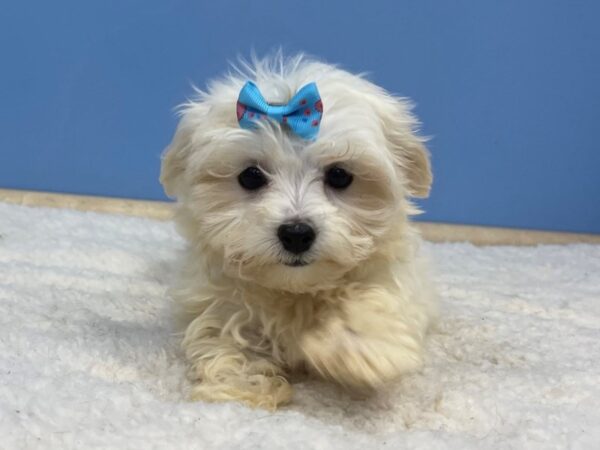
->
[[238, 166, 268, 191], [325, 166, 353, 189]]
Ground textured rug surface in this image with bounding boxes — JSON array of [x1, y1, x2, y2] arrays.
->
[[1, 202, 599, 449]]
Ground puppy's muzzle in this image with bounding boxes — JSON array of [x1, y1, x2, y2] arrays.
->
[[277, 222, 316, 255]]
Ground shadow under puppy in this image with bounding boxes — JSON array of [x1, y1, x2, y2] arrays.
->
[[160, 54, 436, 409]]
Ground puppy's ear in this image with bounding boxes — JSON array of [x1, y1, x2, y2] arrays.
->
[[160, 121, 193, 198], [160, 102, 210, 198], [378, 98, 433, 198]]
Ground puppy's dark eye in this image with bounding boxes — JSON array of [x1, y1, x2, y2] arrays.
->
[[325, 166, 353, 189], [238, 166, 268, 191]]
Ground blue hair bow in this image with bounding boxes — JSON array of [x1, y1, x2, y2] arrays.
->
[[236, 81, 323, 140]]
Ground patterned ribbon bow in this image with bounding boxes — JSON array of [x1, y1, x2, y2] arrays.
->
[[236, 81, 323, 140]]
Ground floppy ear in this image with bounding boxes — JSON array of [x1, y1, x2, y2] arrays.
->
[[388, 127, 432, 198], [160, 121, 193, 198], [160, 101, 211, 198], [376, 97, 433, 198]]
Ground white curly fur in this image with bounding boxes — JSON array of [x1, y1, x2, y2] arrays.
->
[[160, 53, 437, 409]]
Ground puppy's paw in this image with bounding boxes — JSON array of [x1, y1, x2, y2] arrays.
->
[[190, 373, 293, 411], [301, 317, 423, 391]]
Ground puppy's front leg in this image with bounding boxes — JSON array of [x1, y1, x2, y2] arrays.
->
[[182, 314, 293, 410], [301, 286, 429, 391]]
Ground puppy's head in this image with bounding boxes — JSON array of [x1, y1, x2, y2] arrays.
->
[[161, 55, 431, 292]]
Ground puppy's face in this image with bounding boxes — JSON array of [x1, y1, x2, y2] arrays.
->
[[161, 58, 431, 292]]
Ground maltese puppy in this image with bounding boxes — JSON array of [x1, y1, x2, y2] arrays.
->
[[160, 54, 436, 409]]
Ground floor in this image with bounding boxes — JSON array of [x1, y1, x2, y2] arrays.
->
[[1, 201, 599, 449]]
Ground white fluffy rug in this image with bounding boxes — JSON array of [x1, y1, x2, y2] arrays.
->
[[1, 202, 599, 449]]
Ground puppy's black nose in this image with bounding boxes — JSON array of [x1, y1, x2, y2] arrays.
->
[[277, 222, 316, 254]]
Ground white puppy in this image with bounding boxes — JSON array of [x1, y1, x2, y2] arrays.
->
[[160, 54, 436, 409]]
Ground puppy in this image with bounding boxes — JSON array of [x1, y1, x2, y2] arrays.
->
[[160, 54, 436, 409]]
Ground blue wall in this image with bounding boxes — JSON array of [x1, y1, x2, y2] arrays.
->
[[1, 1, 599, 233]]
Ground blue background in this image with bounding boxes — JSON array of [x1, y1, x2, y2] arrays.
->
[[1, 1, 599, 233]]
